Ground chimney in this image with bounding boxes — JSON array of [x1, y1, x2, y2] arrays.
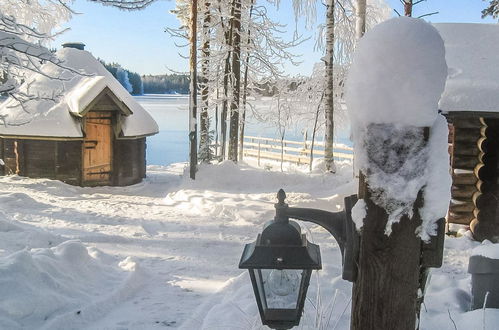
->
[[61, 42, 85, 50]]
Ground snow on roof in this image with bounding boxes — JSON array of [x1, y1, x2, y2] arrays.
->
[[436, 23, 499, 114], [0, 48, 158, 138]]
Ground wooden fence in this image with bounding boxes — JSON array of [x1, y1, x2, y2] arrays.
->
[[242, 135, 353, 166]]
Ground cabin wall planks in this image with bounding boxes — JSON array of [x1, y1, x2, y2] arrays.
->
[[113, 138, 146, 186], [0, 137, 147, 187], [0, 138, 82, 185]]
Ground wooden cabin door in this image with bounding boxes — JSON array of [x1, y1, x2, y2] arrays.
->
[[83, 111, 113, 185]]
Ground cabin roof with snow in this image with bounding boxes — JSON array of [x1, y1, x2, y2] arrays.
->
[[0, 47, 158, 138], [436, 23, 499, 116]]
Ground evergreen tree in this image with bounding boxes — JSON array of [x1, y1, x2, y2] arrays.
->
[[116, 66, 133, 93], [99, 59, 144, 95], [128, 71, 144, 95]]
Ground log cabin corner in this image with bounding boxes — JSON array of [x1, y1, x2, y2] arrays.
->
[[436, 23, 499, 242]]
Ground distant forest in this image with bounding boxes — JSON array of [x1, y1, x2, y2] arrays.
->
[[100, 59, 189, 95], [141, 74, 190, 94]]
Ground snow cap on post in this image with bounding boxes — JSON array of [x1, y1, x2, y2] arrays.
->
[[346, 17, 447, 127], [346, 17, 450, 236]]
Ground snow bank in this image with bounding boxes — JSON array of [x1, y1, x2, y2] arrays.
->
[[0, 162, 492, 329], [0, 240, 144, 329], [346, 17, 450, 237], [164, 160, 356, 224]]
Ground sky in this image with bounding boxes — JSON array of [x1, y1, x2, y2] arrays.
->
[[52, 0, 497, 77]]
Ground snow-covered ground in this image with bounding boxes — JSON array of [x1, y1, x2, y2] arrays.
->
[[0, 160, 497, 329]]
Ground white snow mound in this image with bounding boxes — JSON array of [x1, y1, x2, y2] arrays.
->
[[346, 17, 447, 127], [0, 240, 141, 330]]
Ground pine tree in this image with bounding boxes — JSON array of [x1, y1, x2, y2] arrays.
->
[[116, 66, 133, 93]]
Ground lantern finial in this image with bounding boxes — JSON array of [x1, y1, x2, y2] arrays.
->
[[277, 189, 286, 205]]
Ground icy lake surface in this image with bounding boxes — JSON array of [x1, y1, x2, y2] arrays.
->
[[136, 94, 351, 166]]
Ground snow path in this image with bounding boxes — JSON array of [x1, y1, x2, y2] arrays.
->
[[0, 161, 355, 329], [1, 160, 495, 329]]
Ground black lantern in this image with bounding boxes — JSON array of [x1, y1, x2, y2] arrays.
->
[[239, 190, 322, 330]]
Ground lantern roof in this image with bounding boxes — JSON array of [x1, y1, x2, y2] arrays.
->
[[239, 220, 322, 270]]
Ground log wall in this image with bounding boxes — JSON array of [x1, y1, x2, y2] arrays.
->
[[470, 118, 499, 242], [448, 117, 482, 225], [0, 138, 82, 185], [112, 137, 146, 186]]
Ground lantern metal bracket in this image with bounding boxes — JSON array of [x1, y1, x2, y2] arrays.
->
[[274, 189, 359, 282]]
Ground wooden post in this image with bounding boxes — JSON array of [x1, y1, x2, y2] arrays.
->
[[351, 125, 429, 330], [257, 141, 261, 166], [189, 0, 198, 180]]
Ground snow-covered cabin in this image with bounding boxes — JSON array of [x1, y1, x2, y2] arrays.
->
[[0, 43, 158, 186], [436, 23, 499, 242]]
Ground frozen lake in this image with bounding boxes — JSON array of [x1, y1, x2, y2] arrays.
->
[[136, 94, 350, 165]]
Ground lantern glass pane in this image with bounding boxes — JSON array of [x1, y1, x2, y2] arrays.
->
[[261, 269, 302, 309], [253, 269, 268, 311]]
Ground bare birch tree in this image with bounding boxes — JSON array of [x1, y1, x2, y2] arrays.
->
[[189, 0, 198, 179], [323, 0, 336, 172], [199, 0, 213, 163], [228, 0, 242, 162], [356, 0, 367, 39]]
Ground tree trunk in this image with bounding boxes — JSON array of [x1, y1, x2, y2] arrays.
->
[[310, 92, 324, 172], [239, 1, 254, 161], [355, 0, 367, 39], [199, 0, 212, 163], [351, 126, 429, 330], [228, 0, 242, 162], [239, 61, 249, 161], [404, 0, 413, 17], [219, 0, 234, 161], [215, 85, 219, 158], [324, 0, 336, 172], [189, 0, 198, 179]]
